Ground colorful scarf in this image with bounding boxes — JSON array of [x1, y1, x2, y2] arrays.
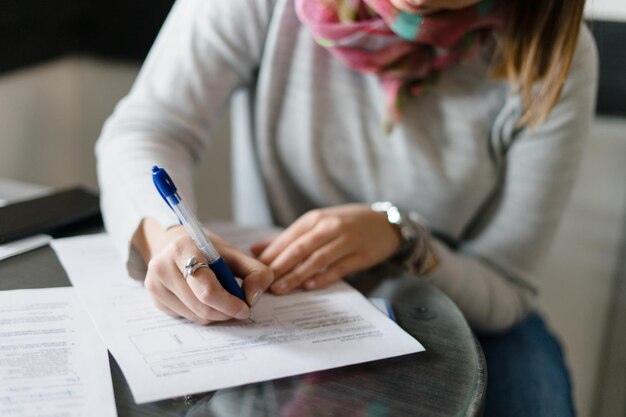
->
[[295, 0, 505, 131]]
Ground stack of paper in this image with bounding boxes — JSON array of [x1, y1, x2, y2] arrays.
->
[[0, 287, 116, 417], [52, 233, 424, 404]]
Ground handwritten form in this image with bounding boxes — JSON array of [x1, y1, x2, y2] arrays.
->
[[0, 287, 117, 417], [52, 232, 424, 404]]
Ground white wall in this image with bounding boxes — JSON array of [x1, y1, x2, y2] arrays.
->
[[0, 58, 136, 189], [585, 0, 626, 21], [537, 117, 626, 417], [0, 57, 232, 220]]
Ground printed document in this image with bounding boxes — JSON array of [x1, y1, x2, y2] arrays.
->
[[0, 287, 117, 417], [52, 232, 424, 404]]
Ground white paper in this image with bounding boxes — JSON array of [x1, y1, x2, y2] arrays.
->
[[0, 235, 51, 261], [0, 178, 49, 207], [52, 232, 424, 404], [0, 287, 117, 417]]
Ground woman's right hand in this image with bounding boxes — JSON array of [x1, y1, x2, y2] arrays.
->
[[135, 219, 274, 325]]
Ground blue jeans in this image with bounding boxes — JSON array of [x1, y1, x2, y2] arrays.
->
[[476, 314, 576, 417]]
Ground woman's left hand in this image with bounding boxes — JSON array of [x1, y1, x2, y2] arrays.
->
[[251, 204, 401, 294]]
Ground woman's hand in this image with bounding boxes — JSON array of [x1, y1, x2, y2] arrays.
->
[[135, 219, 274, 325], [251, 204, 401, 294]]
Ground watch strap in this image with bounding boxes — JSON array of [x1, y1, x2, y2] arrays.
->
[[371, 201, 437, 274], [371, 201, 417, 263]]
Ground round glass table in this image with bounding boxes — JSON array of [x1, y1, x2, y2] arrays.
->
[[0, 244, 485, 417]]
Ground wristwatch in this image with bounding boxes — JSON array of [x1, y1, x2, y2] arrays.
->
[[371, 201, 418, 263]]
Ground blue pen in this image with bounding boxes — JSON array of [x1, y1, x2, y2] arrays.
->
[[152, 166, 247, 303]]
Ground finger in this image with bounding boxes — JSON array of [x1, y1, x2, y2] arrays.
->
[[267, 225, 338, 279], [257, 210, 323, 265], [145, 275, 229, 324], [250, 239, 273, 258], [150, 249, 250, 320], [152, 297, 219, 326], [220, 246, 275, 307], [152, 300, 179, 317], [270, 237, 353, 294], [182, 265, 251, 320], [302, 254, 365, 290]]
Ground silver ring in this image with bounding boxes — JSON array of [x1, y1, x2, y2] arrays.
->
[[183, 256, 210, 279]]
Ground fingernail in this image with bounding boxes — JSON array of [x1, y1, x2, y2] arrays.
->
[[251, 290, 263, 307], [305, 280, 316, 290], [235, 306, 250, 320], [273, 281, 288, 293]]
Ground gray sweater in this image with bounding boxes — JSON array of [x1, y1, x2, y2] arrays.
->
[[96, 0, 598, 332]]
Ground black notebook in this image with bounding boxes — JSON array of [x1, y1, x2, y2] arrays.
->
[[0, 187, 101, 244]]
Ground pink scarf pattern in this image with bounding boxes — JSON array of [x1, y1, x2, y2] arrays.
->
[[295, 0, 505, 130]]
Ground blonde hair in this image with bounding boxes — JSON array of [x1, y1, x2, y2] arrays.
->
[[322, 0, 588, 127], [492, 0, 587, 127]]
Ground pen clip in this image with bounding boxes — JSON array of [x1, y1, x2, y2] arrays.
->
[[152, 166, 179, 215]]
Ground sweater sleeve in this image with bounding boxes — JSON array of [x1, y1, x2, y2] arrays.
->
[[95, 0, 276, 279], [423, 26, 598, 333]]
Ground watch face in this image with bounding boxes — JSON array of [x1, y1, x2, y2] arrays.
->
[[371, 201, 421, 263], [371, 201, 393, 213], [387, 206, 402, 225]]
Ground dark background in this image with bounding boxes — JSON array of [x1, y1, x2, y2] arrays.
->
[[0, 0, 174, 73], [591, 20, 626, 116], [0, 1, 623, 116]]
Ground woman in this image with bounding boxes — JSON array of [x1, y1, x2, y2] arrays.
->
[[96, 0, 597, 415]]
